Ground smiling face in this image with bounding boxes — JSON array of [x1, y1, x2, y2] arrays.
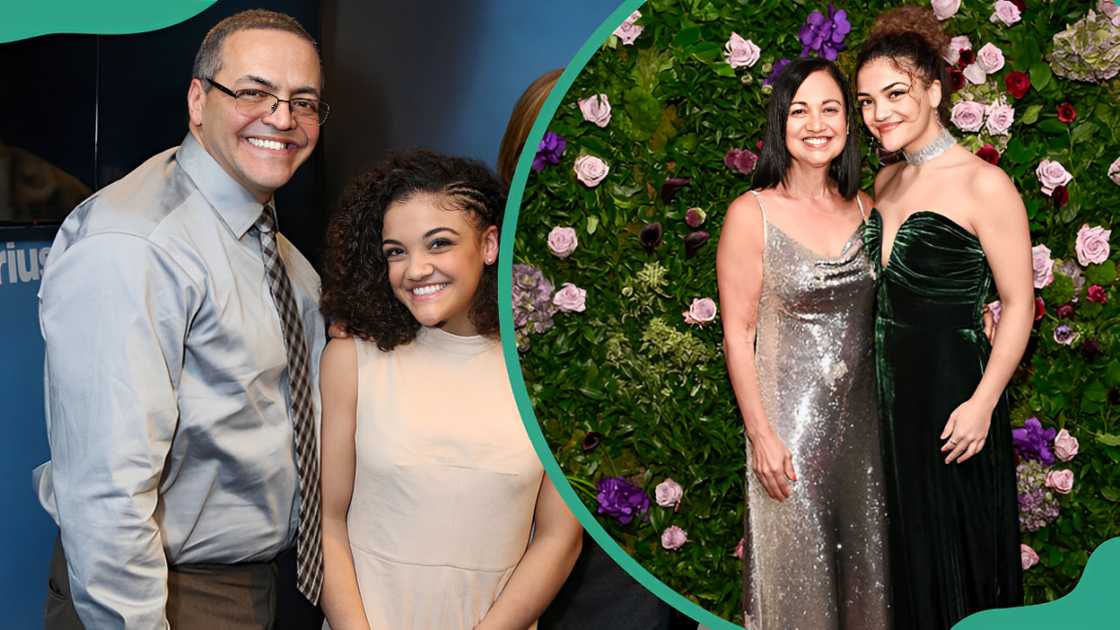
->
[[784, 70, 848, 169], [187, 28, 321, 202], [856, 57, 942, 153], [381, 192, 499, 336]]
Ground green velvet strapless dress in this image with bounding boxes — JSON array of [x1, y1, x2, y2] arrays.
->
[[865, 209, 1023, 629]]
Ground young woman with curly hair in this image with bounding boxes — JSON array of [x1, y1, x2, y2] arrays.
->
[[317, 150, 581, 630], [855, 6, 1031, 628]]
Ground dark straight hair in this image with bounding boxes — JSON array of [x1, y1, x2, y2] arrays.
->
[[752, 57, 861, 200]]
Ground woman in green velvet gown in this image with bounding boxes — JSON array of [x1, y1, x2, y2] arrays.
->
[[852, 8, 1034, 629]]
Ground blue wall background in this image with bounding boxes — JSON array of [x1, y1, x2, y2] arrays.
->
[[1, 1, 618, 625]]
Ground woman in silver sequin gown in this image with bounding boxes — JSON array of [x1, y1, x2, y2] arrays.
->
[[717, 58, 890, 630]]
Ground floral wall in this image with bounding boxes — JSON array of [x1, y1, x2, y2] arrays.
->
[[512, 0, 1120, 622]]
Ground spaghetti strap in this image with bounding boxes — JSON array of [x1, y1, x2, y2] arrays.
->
[[856, 194, 868, 224], [749, 190, 768, 248]]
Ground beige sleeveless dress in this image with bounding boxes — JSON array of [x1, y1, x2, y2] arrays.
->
[[332, 327, 543, 630]]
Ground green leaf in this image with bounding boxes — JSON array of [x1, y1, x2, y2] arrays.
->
[[1096, 433, 1120, 447], [1071, 121, 1099, 145], [1021, 104, 1044, 125], [1101, 487, 1120, 502], [586, 215, 599, 235], [1084, 260, 1116, 286], [1038, 119, 1067, 135], [1029, 62, 1052, 91]]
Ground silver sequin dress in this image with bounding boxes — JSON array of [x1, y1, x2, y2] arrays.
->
[[742, 191, 890, 630]]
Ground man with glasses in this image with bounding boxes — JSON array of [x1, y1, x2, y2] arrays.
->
[[35, 10, 328, 629]]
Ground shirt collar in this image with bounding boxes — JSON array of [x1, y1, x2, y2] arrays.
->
[[175, 132, 270, 239]]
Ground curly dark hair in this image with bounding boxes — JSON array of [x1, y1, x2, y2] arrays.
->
[[321, 150, 506, 351], [857, 5, 953, 127]]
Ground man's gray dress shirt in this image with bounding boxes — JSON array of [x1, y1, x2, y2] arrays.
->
[[33, 133, 325, 629]]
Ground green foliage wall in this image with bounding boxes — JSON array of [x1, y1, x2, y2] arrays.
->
[[513, 0, 1120, 622]]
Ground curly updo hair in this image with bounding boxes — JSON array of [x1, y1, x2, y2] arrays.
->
[[321, 150, 506, 351], [857, 5, 953, 126]]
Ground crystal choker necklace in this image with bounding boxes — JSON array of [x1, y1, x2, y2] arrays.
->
[[903, 127, 956, 165]]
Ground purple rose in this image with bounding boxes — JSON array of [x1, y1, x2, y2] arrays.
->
[[944, 35, 972, 65], [1013, 417, 1058, 464], [1075, 224, 1111, 266], [951, 101, 985, 132], [547, 226, 578, 258], [963, 63, 988, 85], [725, 148, 759, 175], [574, 155, 609, 187], [553, 282, 587, 313], [1053, 324, 1079, 346], [724, 32, 761, 68], [991, 0, 1022, 26], [596, 476, 650, 524], [1032, 244, 1054, 289], [613, 10, 643, 46], [660, 525, 688, 551], [932, 0, 961, 20], [533, 131, 566, 171], [1036, 160, 1072, 196], [654, 478, 683, 509], [683, 297, 718, 326], [1054, 429, 1079, 461], [985, 101, 1014, 136], [578, 94, 612, 128], [1046, 469, 1074, 494], [976, 43, 1006, 73]]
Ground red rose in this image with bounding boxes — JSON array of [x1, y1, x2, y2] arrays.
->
[[1005, 71, 1031, 98], [958, 49, 976, 68], [1088, 284, 1108, 304], [1010, 0, 1026, 11], [949, 67, 966, 92], [1057, 102, 1077, 124], [1052, 185, 1069, 207], [1034, 297, 1046, 322], [976, 144, 1001, 165], [1057, 303, 1074, 319], [756, 139, 764, 152]]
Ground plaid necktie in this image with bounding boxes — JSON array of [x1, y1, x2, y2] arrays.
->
[[253, 205, 323, 604]]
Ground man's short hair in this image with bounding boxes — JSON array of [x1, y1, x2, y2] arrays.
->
[[192, 9, 320, 85]]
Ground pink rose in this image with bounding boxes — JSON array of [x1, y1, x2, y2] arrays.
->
[[963, 63, 988, 85], [1054, 429, 1080, 461], [951, 101, 985, 132], [1036, 160, 1073, 196], [573, 155, 609, 187], [733, 537, 745, 559], [724, 32, 761, 69], [1032, 244, 1054, 289], [944, 35, 972, 65], [988, 300, 1002, 324], [1110, 157, 1120, 186], [683, 297, 718, 326], [578, 94, 612, 128], [547, 226, 578, 258], [654, 478, 683, 509], [1045, 469, 1074, 494], [660, 525, 688, 551], [985, 102, 1014, 136], [725, 148, 760, 175], [613, 10, 643, 46], [991, 0, 1022, 26], [552, 282, 587, 312], [1075, 224, 1111, 266], [932, 0, 961, 20], [1021, 544, 1039, 570], [976, 43, 1006, 73]]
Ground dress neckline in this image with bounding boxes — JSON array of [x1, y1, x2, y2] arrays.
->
[[416, 326, 497, 357], [871, 208, 980, 271]]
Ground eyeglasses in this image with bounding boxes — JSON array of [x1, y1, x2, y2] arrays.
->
[[203, 77, 330, 126]]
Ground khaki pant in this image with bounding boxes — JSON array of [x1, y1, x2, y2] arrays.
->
[[45, 537, 322, 629]]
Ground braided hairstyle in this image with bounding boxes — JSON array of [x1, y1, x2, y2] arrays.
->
[[321, 150, 506, 351], [856, 5, 953, 126]]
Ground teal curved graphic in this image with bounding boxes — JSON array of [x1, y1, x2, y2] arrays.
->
[[1, 1, 216, 43], [496, 0, 1116, 628], [955, 536, 1119, 629]]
